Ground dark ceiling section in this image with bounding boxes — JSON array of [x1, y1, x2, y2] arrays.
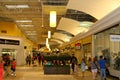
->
[[56, 30, 74, 37], [65, 9, 97, 22], [41, 0, 69, 6]]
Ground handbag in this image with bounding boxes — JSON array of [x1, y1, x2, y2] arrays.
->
[[94, 62, 99, 70]]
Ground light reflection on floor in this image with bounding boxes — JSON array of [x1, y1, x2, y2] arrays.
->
[[3, 65, 118, 80]]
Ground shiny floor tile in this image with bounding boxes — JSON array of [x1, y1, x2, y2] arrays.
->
[[3, 65, 118, 80]]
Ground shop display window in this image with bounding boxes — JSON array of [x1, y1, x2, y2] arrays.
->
[[94, 24, 120, 71]]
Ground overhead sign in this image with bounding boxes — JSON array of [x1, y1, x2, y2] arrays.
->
[[110, 35, 120, 42], [0, 38, 20, 45]]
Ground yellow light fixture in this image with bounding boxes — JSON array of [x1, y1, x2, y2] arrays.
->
[[46, 38, 48, 46], [50, 11, 56, 27], [48, 31, 51, 38]]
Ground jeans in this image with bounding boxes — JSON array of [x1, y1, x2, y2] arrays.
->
[[100, 69, 106, 80]]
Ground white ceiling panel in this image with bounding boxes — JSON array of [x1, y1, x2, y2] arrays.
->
[[67, 0, 120, 20], [0, 0, 119, 48], [57, 17, 93, 35], [52, 32, 72, 42]]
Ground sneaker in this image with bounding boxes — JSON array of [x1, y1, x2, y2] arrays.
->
[[11, 73, 14, 76]]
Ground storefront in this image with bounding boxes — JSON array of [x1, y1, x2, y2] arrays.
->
[[70, 36, 92, 64], [0, 36, 25, 65], [93, 24, 120, 77], [81, 36, 92, 64]]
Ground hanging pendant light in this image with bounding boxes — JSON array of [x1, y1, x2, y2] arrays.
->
[[50, 11, 56, 27], [48, 31, 51, 39]]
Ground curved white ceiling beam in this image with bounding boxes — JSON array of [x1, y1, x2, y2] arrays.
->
[[67, 0, 120, 20], [70, 7, 120, 44], [52, 32, 72, 42], [51, 39, 63, 44], [57, 17, 93, 35]]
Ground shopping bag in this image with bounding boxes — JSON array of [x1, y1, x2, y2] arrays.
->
[[85, 65, 88, 70]]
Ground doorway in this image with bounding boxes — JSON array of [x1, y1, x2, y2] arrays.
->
[[1, 48, 17, 60]]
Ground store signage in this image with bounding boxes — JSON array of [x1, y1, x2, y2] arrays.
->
[[110, 35, 120, 42], [0, 38, 20, 45], [75, 43, 81, 49], [0, 39, 5, 44]]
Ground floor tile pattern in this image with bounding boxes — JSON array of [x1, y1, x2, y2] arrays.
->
[[3, 65, 119, 80]]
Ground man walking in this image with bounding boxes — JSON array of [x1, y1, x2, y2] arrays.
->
[[70, 54, 78, 74], [98, 56, 107, 80]]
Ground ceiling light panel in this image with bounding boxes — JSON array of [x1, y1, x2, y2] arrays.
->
[[19, 25, 34, 27], [16, 20, 32, 22], [25, 31, 37, 35], [5, 5, 29, 9]]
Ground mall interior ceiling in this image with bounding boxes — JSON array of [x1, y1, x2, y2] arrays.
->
[[0, 0, 120, 48]]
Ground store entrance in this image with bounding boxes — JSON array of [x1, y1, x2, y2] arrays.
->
[[83, 43, 92, 63], [1, 48, 17, 60]]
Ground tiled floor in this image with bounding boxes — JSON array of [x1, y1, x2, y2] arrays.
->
[[3, 65, 119, 80]]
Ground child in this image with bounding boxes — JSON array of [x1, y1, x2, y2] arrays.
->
[[11, 59, 16, 77]]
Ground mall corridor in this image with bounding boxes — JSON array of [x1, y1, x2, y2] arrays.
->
[[3, 65, 118, 80]]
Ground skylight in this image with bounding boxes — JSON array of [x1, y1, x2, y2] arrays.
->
[[5, 5, 29, 9]]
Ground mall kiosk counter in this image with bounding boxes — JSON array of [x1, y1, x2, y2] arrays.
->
[[43, 54, 71, 74]]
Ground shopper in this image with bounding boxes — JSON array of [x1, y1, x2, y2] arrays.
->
[[74, 62, 78, 75], [11, 59, 16, 77], [41, 56, 44, 66], [0, 56, 4, 80], [70, 54, 78, 74], [98, 56, 107, 80], [28, 55, 31, 66], [3, 55, 11, 77], [37, 54, 41, 65], [25, 55, 29, 65], [80, 58, 86, 77], [90, 57, 99, 80]]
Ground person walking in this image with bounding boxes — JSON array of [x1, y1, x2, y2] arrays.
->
[[80, 58, 86, 77], [70, 54, 78, 74], [37, 54, 41, 65], [74, 62, 78, 75], [11, 59, 16, 77], [0, 56, 4, 80], [27, 55, 31, 66], [98, 55, 107, 80], [41, 56, 44, 66], [25, 55, 29, 65], [90, 57, 99, 80]]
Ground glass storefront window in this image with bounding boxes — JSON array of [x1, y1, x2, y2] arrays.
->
[[94, 24, 120, 70], [1, 48, 17, 60]]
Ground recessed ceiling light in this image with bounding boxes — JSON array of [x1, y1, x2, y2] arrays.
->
[[16, 20, 32, 22], [19, 25, 34, 27], [25, 31, 37, 35], [5, 5, 29, 9]]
